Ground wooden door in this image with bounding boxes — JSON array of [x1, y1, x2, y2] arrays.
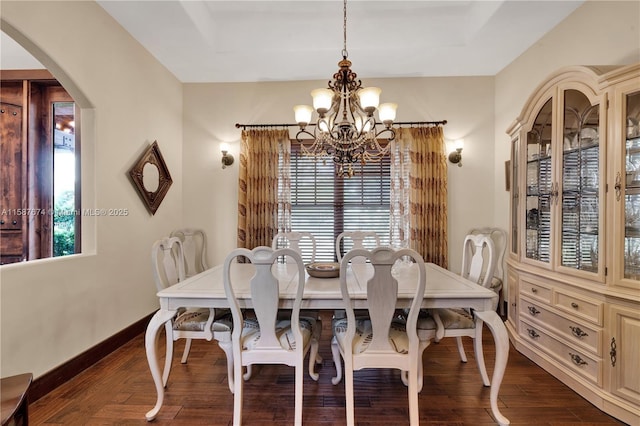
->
[[1, 92, 27, 264]]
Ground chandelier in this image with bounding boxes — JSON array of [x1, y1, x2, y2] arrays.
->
[[293, 0, 397, 178]]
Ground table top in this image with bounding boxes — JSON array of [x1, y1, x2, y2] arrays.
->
[[157, 262, 497, 312]]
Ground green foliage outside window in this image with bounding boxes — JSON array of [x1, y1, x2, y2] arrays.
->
[[53, 190, 75, 257]]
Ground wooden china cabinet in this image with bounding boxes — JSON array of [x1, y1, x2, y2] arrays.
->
[[506, 63, 640, 425]]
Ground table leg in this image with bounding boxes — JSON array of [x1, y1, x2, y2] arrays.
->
[[145, 309, 177, 421], [474, 310, 510, 426]]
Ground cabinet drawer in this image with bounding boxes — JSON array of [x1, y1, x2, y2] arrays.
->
[[553, 290, 603, 326], [520, 298, 547, 321], [520, 319, 602, 386], [520, 296, 601, 355], [520, 281, 552, 303]]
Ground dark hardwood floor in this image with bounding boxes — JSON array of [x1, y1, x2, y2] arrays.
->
[[29, 312, 625, 425]]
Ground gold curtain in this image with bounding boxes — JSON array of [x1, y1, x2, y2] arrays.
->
[[393, 126, 448, 268], [236, 129, 291, 250]]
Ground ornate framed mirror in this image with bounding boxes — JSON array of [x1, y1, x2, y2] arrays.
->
[[128, 141, 172, 215]]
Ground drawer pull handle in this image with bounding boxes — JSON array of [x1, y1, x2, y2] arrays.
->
[[531, 288, 537, 293], [610, 338, 617, 367], [527, 328, 540, 339], [569, 353, 588, 366], [569, 326, 588, 338], [527, 306, 540, 316], [571, 302, 579, 309]]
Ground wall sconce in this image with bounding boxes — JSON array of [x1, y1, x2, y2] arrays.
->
[[448, 139, 464, 167], [220, 142, 234, 169]]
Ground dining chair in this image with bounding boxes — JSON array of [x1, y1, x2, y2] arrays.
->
[[271, 231, 317, 263], [331, 247, 428, 426], [335, 230, 380, 263], [417, 233, 497, 387], [151, 237, 234, 391], [469, 227, 507, 315], [333, 231, 382, 319], [170, 228, 208, 278], [223, 246, 322, 426]]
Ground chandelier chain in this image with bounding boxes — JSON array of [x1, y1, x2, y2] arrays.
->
[[342, 0, 348, 58]]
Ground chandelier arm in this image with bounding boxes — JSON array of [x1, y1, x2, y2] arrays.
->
[[295, 128, 317, 143], [373, 127, 396, 143]]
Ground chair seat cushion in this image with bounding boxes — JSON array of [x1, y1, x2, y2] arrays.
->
[[416, 310, 437, 331], [417, 308, 475, 331], [332, 317, 409, 354], [240, 317, 318, 351], [212, 312, 233, 332], [173, 308, 211, 331], [173, 308, 233, 332]]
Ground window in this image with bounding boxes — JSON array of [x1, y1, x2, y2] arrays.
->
[[53, 101, 79, 257], [287, 143, 390, 262]]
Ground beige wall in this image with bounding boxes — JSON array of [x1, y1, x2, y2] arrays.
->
[[0, 1, 183, 378], [182, 76, 495, 271]]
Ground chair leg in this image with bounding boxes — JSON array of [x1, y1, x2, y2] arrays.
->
[[408, 366, 420, 426], [232, 360, 244, 426], [180, 338, 193, 364], [456, 336, 468, 362], [417, 339, 431, 393], [498, 287, 505, 316], [473, 320, 491, 386], [308, 339, 320, 381], [243, 365, 252, 381], [331, 336, 343, 385], [294, 363, 304, 426], [217, 339, 235, 393], [401, 370, 409, 387], [432, 310, 445, 342], [344, 360, 355, 426], [162, 322, 174, 387]]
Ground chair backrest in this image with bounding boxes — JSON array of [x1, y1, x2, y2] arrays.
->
[[170, 228, 208, 277], [271, 231, 317, 263], [223, 246, 307, 355], [468, 227, 507, 283], [339, 247, 426, 356], [461, 233, 496, 289], [335, 231, 381, 263], [151, 237, 185, 292]]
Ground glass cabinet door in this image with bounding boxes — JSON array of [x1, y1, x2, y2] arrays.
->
[[560, 89, 600, 272], [525, 98, 552, 263], [624, 91, 640, 280]]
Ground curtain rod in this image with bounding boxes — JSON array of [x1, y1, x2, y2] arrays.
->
[[235, 120, 447, 130]]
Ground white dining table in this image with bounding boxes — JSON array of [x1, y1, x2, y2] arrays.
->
[[144, 261, 510, 425]]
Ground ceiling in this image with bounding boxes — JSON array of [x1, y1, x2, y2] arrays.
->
[[2, 1, 585, 83]]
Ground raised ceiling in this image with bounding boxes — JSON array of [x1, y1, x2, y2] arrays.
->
[[3, 1, 585, 83]]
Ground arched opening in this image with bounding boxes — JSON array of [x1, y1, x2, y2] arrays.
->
[[1, 22, 95, 264]]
